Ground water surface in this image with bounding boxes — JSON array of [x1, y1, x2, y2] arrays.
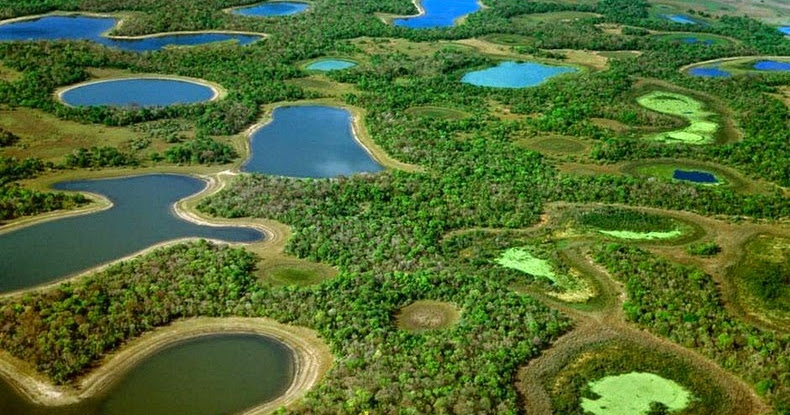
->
[[231, 2, 309, 16], [688, 66, 730, 77], [752, 60, 790, 71], [663, 14, 697, 25], [61, 78, 216, 108], [394, 0, 480, 28], [461, 61, 577, 88], [779, 26, 790, 35], [673, 169, 718, 183], [0, 334, 295, 415], [0, 15, 262, 52], [681, 37, 713, 45], [306, 59, 357, 71], [243, 106, 383, 178], [0, 174, 262, 293]]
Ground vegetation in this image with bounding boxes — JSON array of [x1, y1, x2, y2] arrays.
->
[[686, 241, 721, 256], [396, 300, 460, 332], [0, 0, 787, 413], [636, 91, 719, 144], [0, 127, 19, 147], [581, 372, 691, 415]]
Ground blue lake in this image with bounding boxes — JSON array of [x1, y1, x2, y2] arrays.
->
[[681, 37, 713, 45], [673, 169, 718, 183], [779, 26, 790, 35], [393, 0, 481, 28], [306, 59, 357, 71], [688, 66, 731, 77], [61, 78, 216, 108], [243, 106, 383, 178], [0, 334, 294, 415], [0, 174, 262, 293], [753, 60, 790, 71], [461, 61, 578, 88], [231, 2, 309, 17], [0, 15, 262, 52], [663, 14, 698, 25]]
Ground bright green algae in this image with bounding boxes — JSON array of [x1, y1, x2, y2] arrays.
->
[[581, 372, 692, 415], [496, 247, 557, 282], [637, 91, 719, 144], [599, 229, 683, 240]]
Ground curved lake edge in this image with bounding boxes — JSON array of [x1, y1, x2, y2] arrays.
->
[[55, 74, 228, 107], [377, 0, 487, 27], [0, 317, 333, 414], [0, 11, 266, 45], [0, 172, 279, 297], [244, 100, 423, 173], [223, 1, 311, 17], [679, 55, 790, 74]]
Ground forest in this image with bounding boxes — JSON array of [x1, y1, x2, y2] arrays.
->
[[0, 0, 787, 414]]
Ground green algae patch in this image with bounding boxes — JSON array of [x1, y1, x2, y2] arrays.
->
[[497, 247, 557, 282], [637, 91, 719, 144], [581, 372, 691, 415], [599, 229, 683, 240]]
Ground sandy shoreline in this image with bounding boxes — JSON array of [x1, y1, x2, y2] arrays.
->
[[0, 317, 332, 414]]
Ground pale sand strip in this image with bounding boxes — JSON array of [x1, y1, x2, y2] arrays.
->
[[0, 317, 332, 414]]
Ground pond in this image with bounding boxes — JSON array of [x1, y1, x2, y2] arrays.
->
[[306, 59, 357, 71], [230, 2, 309, 17], [461, 61, 577, 88], [243, 105, 384, 178], [0, 174, 262, 293], [752, 60, 790, 71], [688, 66, 731, 77], [393, 0, 481, 28], [0, 15, 262, 52], [673, 169, 718, 183], [779, 26, 790, 35], [0, 334, 295, 415], [60, 78, 218, 108], [662, 14, 698, 25], [681, 37, 713, 45]]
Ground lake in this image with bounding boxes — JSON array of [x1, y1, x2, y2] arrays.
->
[[681, 37, 713, 45], [663, 14, 698, 25], [0, 334, 294, 415], [306, 59, 357, 71], [461, 61, 577, 88], [243, 105, 384, 178], [393, 0, 480, 28], [231, 2, 309, 17], [752, 60, 790, 71], [60, 78, 217, 108], [0, 174, 262, 293], [688, 66, 731, 77], [779, 26, 790, 35], [673, 169, 718, 184], [0, 15, 262, 52]]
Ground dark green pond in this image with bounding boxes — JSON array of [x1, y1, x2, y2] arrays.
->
[[0, 334, 295, 415], [0, 174, 262, 293]]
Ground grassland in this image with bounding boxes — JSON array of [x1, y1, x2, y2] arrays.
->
[[261, 259, 337, 286], [481, 33, 534, 46], [396, 300, 460, 332], [581, 372, 691, 415], [636, 91, 719, 144], [513, 11, 603, 27], [404, 106, 470, 120], [497, 247, 558, 282], [621, 159, 774, 195], [654, 32, 733, 45]]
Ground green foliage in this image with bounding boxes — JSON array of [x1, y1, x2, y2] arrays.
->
[[745, 261, 789, 310], [0, 184, 87, 222], [593, 245, 790, 412], [164, 135, 236, 165], [64, 146, 138, 168], [0, 127, 19, 147], [577, 207, 677, 232], [686, 241, 721, 256]]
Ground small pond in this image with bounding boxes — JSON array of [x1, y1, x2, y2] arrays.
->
[[393, 0, 481, 28], [461, 61, 578, 88], [60, 78, 217, 108], [231, 2, 309, 17], [681, 37, 713, 45], [662, 14, 698, 25], [752, 60, 790, 71], [0, 334, 295, 415], [673, 169, 718, 184], [306, 59, 357, 71], [0, 174, 262, 293], [688, 66, 731, 77], [243, 105, 383, 178], [0, 15, 262, 52], [779, 26, 790, 35]]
